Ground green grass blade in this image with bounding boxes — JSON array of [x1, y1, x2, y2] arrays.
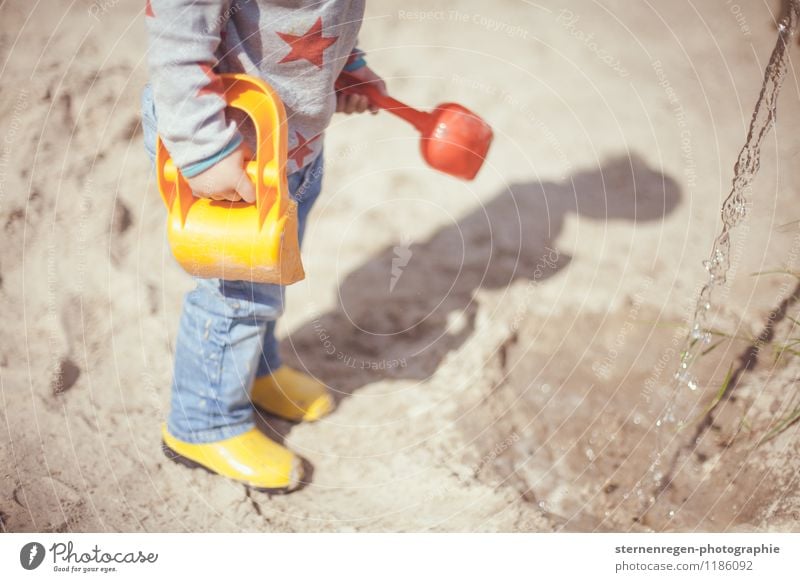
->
[[760, 406, 800, 445], [678, 363, 735, 431]]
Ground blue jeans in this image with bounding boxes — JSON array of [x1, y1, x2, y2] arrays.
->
[[141, 85, 324, 443]]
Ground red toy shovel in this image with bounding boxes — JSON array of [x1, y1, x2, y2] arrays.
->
[[336, 71, 493, 180]]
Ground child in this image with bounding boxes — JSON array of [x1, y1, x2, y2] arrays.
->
[[142, 0, 386, 491]]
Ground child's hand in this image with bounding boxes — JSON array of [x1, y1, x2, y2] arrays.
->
[[185, 145, 256, 203], [336, 66, 387, 115]]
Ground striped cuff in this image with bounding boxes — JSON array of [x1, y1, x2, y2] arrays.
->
[[181, 134, 244, 178], [343, 48, 367, 72]]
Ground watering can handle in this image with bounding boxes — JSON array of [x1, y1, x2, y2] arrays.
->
[[157, 73, 289, 229], [335, 71, 433, 133]]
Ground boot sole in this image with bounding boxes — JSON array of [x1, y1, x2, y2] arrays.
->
[[160, 440, 296, 494]]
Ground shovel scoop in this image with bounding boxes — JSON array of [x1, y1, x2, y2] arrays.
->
[[336, 71, 493, 180]]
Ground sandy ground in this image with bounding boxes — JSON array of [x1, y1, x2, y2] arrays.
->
[[1, 0, 800, 532]]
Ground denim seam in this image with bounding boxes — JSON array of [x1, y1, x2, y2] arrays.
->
[[167, 418, 254, 444], [294, 149, 324, 204], [201, 317, 227, 388]]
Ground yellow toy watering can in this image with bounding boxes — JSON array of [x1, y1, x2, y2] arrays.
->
[[156, 74, 304, 285]]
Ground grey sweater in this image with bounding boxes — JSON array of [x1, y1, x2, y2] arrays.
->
[[145, 0, 365, 175]]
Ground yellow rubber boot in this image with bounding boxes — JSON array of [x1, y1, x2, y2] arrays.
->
[[251, 366, 334, 422], [161, 425, 303, 492]]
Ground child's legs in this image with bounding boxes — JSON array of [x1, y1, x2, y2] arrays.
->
[[140, 85, 324, 439], [177, 157, 325, 438], [256, 151, 324, 377], [169, 278, 285, 443]]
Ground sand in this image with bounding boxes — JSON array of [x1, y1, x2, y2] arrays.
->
[[1, 0, 800, 532]]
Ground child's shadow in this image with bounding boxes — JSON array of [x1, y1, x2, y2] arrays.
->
[[277, 153, 680, 403]]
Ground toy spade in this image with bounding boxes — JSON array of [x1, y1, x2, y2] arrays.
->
[[335, 71, 493, 180]]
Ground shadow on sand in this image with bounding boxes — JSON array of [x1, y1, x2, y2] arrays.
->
[[255, 153, 681, 458]]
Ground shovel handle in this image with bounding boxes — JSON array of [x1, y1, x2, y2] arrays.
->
[[335, 71, 432, 133]]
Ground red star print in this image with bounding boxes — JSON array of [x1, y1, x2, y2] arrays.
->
[[197, 63, 223, 98], [276, 17, 338, 69], [145, 0, 154, 17], [288, 131, 320, 167]]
